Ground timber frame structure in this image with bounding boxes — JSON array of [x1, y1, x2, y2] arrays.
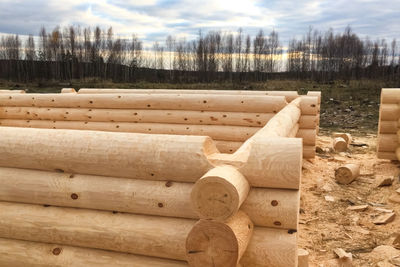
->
[[0, 89, 321, 267], [377, 88, 400, 160]]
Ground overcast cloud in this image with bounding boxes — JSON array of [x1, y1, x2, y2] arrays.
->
[[0, 0, 399, 46]]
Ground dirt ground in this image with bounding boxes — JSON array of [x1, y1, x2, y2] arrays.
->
[[299, 132, 400, 266]]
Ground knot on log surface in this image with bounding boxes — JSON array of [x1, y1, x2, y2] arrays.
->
[[191, 165, 249, 221]]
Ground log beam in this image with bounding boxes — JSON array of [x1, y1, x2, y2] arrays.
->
[[191, 165, 250, 221], [0, 93, 287, 113], [0, 238, 188, 267], [186, 211, 253, 267], [0, 167, 299, 229], [0, 127, 217, 182]]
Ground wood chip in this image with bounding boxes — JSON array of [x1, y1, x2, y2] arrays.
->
[[350, 226, 370, 235], [389, 194, 400, 203], [302, 160, 314, 171], [347, 205, 368, 211], [396, 188, 400, 194], [373, 212, 396, 225], [390, 256, 400, 266], [325, 195, 335, 202], [374, 207, 394, 213], [376, 176, 394, 187], [394, 234, 400, 249], [334, 248, 352, 259]]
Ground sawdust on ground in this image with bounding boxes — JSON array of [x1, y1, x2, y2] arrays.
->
[[299, 133, 400, 267]]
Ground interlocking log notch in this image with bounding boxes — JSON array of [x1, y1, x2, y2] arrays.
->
[[0, 89, 320, 266], [377, 88, 400, 160]]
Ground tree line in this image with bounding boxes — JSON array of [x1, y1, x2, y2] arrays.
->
[[0, 25, 398, 83]]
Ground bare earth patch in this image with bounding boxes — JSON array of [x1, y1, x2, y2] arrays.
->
[[299, 134, 400, 267]]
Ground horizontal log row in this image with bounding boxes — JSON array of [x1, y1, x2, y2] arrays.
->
[[381, 88, 400, 104], [0, 238, 188, 267], [215, 140, 320, 156], [0, 106, 318, 128], [0, 167, 299, 229], [0, 93, 288, 113], [0, 127, 302, 189], [0, 119, 259, 142], [75, 88, 300, 101], [0, 119, 316, 145], [0, 201, 298, 266]]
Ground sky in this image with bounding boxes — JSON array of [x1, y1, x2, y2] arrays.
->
[[0, 0, 399, 47]]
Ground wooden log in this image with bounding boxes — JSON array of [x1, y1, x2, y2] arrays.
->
[[0, 119, 259, 142], [191, 165, 250, 221], [0, 167, 299, 229], [0, 93, 287, 113], [0, 127, 217, 182], [60, 88, 76, 93], [300, 96, 319, 115], [296, 129, 316, 145], [0, 201, 194, 260], [379, 120, 399, 134], [288, 123, 299, 138], [377, 134, 398, 152], [380, 104, 400, 120], [307, 91, 321, 103], [209, 137, 303, 189], [381, 88, 400, 104], [0, 107, 273, 127], [217, 140, 313, 159], [0, 238, 188, 267], [240, 227, 297, 267], [0, 89, 25, 93], [333, 137, 348, 152], [246, 97, 301, 140], [299, 115, 317, 129], [0, 202, 296, 266], [397, 147, 400, 161], [77, 88, 300, 101], [303, 145, 316, 159], [237, 137, 302, 189], [333, 132, 352, 144], [377, 151, 398, 160], [335, 164, 360, 184], [241, 187, 299, 230], [215, 140, 242, 153], [186, 211, 253, 267]]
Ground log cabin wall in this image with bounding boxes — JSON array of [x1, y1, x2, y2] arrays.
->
[[0, 89, 320, 266], [377, 88, 400, 160]]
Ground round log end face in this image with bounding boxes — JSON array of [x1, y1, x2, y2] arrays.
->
[[186, 220, 239, 267], [335, 167, 353, 184], [333, 137, 347, 152], [191, 176, 240, 221]]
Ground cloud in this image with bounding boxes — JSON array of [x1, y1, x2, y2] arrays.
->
[[0, 0, 399, 47]]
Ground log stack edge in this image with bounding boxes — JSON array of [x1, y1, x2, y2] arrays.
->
[[377, 88, 400, 160]]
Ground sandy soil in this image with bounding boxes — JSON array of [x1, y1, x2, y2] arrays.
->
[[299, 133, 400, 267]]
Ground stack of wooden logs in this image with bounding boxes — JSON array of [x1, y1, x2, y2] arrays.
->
[[377, 88, 400, 160], [0, 88, 320, 158], [0, 90, 320, 266]]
